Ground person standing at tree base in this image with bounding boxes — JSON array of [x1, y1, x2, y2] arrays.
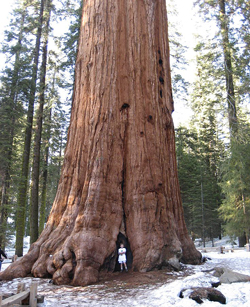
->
[[0, 245, 7, 271], [118, 243, 128, 272]]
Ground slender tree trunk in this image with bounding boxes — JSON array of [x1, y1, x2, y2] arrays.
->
[[39, 105, 52, 235], [58, 136, 62, 181], [218, 0, 248, 245], [1, 0, 201, 285], [0, 86, 16, 250], [0, 170, 11, 249], [30, 0, 52, 244], [0, 113, 16, 250], [218, 0, 237, 136], [15, 0, 45, 256], [38, 124, 49, 235], [201, 180, 205, 247]]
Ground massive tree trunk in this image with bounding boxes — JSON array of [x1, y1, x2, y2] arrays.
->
[[1, 0, 201, 286]]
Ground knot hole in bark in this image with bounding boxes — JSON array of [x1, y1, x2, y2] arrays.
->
[[120, 103, 130, 111], [159, 76, 164, 85], [147, 115, 153, 124], [158, 49, 165, 92]]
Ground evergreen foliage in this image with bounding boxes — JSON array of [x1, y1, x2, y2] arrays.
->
[[219, 117, 250, 241], [176, 126, 222, 245], [0, 0, 37, 248], [189, 0, 250, 242], [0, 0, 76, 252]]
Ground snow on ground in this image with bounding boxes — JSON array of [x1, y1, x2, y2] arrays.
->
[[1, 239, 250, 306]]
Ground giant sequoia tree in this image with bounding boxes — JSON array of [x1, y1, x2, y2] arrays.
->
[[0, 0, 201, 286]]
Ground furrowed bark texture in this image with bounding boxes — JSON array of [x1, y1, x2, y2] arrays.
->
[[0, 0, 201, 286]]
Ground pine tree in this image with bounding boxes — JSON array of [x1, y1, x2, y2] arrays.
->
[[38, 62, 69, 234], [193, 0, 250, 244], [219, 116, 250, 243], [175, 127, 201, 238], [37, 0, 81, 234], [175, 123, 223, 246], [218, 0, 238, 135], [195, 0, 238, 136], [0, 0, 35, 248], [15, 0, 46, 256], [38, 92, 52, 235], [30, 0, 53, 244], [0, 0, 82, 251], [175, 34, 227, 245]]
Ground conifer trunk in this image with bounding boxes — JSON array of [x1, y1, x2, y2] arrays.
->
[[39, 105, 51, 235], [30, 0, 52, 245], [0, 106, 15, 249], [1, 0, 201, 286], [0, 69, 16, 250], [0, 169, 11, 249], [218, 0, 237, 136]]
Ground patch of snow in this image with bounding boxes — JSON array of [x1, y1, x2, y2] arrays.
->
[[201, 250, 250, 275], [194, 236, 238, 249]]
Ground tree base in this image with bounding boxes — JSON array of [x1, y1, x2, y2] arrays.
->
[[0, 226, 201, 286]]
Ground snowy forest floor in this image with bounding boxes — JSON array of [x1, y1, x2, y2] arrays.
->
[[1, 239, 250, 306]]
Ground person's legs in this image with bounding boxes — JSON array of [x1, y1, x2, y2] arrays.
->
[[119, 262, 128, 272], [0, 260, 2, 271], [124, 262, 128, 271]]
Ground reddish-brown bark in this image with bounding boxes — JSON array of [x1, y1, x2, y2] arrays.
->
[[0, 0, 201, 286]]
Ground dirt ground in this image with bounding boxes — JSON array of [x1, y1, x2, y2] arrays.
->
[[97, 266, 195, 290], [0, 264, 198, 306]]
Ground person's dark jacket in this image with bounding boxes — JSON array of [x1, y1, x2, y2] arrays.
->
[[0, 248, 7, 261]]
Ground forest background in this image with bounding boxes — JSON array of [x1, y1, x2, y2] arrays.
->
[[0, 0, 249, 257]]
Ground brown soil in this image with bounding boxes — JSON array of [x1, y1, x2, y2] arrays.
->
[[97, 266, 194, 290], [0, 266, 198, 306]]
